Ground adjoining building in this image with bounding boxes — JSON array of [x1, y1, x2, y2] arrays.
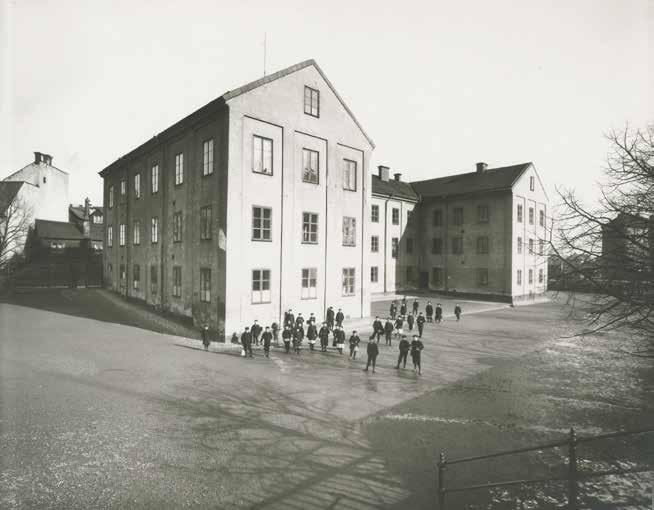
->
[[601, 212, 653, 281], [100, 59, 374, 337]]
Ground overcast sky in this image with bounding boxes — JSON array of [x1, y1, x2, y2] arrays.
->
[[2, 0, 652, 207]]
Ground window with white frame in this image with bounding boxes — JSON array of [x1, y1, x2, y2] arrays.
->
[[252, 269, 271, 303], [529, 207, 534, 225], [539, 209, 545, 227], [302, 148, 319, 184], [200, 206, 212, 240], [200, 268, 211, 302], [528, 269, 533, 284], [172, 266, 182, 297], [433, 209, 443, 226], [107, 225, 113, 247], [539, 239, 544, 256], [304, 86, 320, 117], [538, 269, 544, 283], [133, 264, 140, 290], [252, 206, 272, 241], [517, 237, 523, 254], [478, 205, 489, 223], [119, 224, 126, 246], [530, 176, 535, 191], [120, 179, 126, 196], [371, 235, 379, 252], [517, 204, 523, 222], [150, 264, 158, 295], [173, 212, 182, 243], [371, 266, 378, 283], [134, 173, 141, 198], [151, 164, 159, 193], [517, 269, 522, 285], [253, 135, 273, 175], [391, 237, 399, 258], [301, 268, 317, 299], [151, 217, 159, 243], [371, 204, 379, 223], [392, 208, 399, 225], [175, 153, 184, 185], [302, 212, 318, 244], [343, 159, 357, 191], [133, 220, 140, 245], [203, 139, 214, 176], [342, 267, 355, 296], [476, 236, 489, 254], [342, 216, 356, 246], [108, 186, 114, 208], [528, 238, 534, 254], [453, 207, 464, 226]]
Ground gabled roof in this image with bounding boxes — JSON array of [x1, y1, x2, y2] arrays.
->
[[69, 205, 103, 221], [371, 175, 419, 201], [411, 163, 532, 198], [33, 219, 102, 241], [100, 59, 374, 177], [3, 161, 69, 180], [0, 181, 25, 212]]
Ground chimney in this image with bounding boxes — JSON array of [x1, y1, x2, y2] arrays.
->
[[34, 152, 43, 164], [394, 173, 402, 182], [378, 165, 390, 182], [476, 162, 488, 173], [84, 197, 91, 218], [44, 154, 53, 165]]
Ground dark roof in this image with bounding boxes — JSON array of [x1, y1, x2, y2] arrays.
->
[[0, 181, 24, 212], [371, 175, 419, 201], [411, 163, 532, 198], [100, 59, 374, 177], [69, 205, 103, 220], [34, 219, 102, 241]]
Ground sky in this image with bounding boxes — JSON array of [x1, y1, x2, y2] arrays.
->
[[1, 0, 652, 208]]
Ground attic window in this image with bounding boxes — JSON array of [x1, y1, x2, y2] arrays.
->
[[304, 86, 319, 117], [43, 177, 47, 184], [529, 176, 535, 191]]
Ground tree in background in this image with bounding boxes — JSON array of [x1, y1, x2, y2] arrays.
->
[[0, 191, 33, 273], [552, 125, 654, 355]]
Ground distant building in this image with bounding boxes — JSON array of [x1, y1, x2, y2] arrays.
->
[[100, 59, 374, 335], [601, 212, 653, 281]]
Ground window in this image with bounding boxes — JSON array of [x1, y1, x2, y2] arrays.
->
[[175, 153, 184, 185], [478, 205, 489, 223], [173, 212, 182, 243], [406, 266, 413, 283], [528, 269, 533, 284], [370, 266, 379, 283], [528, 207, 534, 225], [151, 164, 159, 193], [431, 237, 442, 255], [452, 237, 463, 255], [200, 268, 211, 303], [517, 269, 522, 285], [391, 237, 399, 258], [371, 204, 379, 223], [120, 179, 126, 196], [517, 237, 523, 254], [133, 264, 140, 290], [119, 224, 126, 246], [133, 220, 140, 245], [371, 235, 379, 253], [93, 214, 103, 224], [433, 209, 443, 227], [200, 206, 212, 240], [172, 266, 182, 297], [476, 236, 489, 254], [529, 176, 535, 191], [252, 206, 272, 241], [342, 267, 355, 296], [252, 269, 271, 303], [302, 212, 318, 244], [539, 239, 544, 256], [302, 148, 319, 184], [406, 238, 414, 254], [342, 216, 356, 246], [304, 86, 320, 117], [343, 159, 357, 191], [517, 204, 523, 223], [134, 173, 141, 199], [538, 269, 544, 283], [43, 176, 46, 184], [253, 135, 273, 175], [392, 208, 399, 225], [150, 264, 158, 295], [476, 268, 489, 286], [453, 208, 464, 226], [108, 186, 114, 208], [407, 211, 413, 224], [539, 210, 545, 227], [119, 264, 126, 285], [107, 225, 113, 247], [301, 268, 317, 299], [528, 238, 534, 254], [151, 217, 159, 243], [203, 139, 214, 176], [432, 267, 443, 286]]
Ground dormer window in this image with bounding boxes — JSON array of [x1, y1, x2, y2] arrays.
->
[[304, 86, 319, 117]]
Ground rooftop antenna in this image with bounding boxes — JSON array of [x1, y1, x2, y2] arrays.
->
[[263, 32, 267, 77]]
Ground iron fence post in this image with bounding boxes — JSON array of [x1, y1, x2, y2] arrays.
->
[[437, 451, 446, 510], [568, 427, 578, 510]]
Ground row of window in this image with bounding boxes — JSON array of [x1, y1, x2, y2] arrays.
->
[[370, 205, 416, 225], [517, 204, 545, 226], [369, 266, 545, 287], [367, 235, 546, 257], [517, 237, 546, 256], [517, 268, 544, 285]]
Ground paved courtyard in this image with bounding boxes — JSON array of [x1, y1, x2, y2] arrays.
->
[[1, 290, 652, 508]]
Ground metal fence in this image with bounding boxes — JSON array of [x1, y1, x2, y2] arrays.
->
[[436, 426, 654, 509]]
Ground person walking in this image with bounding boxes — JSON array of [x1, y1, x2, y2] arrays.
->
[[364, 340, 379, 373], [282, 325, 292, 354], [307, 321, 318, 351], [292, 327, 301, 354], [318, 322, 330, 352], [371, 316, 383, 343], [384, 317, 394, 346], [410, 334, 424, 374], [395, 335, 410, 369], [261, 327, 272, 358], [407, 313, 415, 332], [308, 312, 316, 325], [412, 298, 419, 316], [295, 313, 305, 329], [295, 323, 305, 346], [251, 320, 262, 345], [425, 301, 434, 323], [201, 325, 210, 351], [416, 312, 426, 338], [335, 308, 345, 328], [454, 303, 462, 321], [241, 327, 253, 358], [400, 300, 407, 317], [390, 301, 397, 320], [435, 303, 443, 323], [394, 315, 404, 342], [271, 321, 280, 346], [326, 306, 335, 330], [335, 326, 345, 354], [284, 309, 295, 329], [349, 330, 360, 359]]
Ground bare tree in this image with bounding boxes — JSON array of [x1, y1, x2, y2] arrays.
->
[[552, 124, 654, 355], [0, 190, 33, 272]]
